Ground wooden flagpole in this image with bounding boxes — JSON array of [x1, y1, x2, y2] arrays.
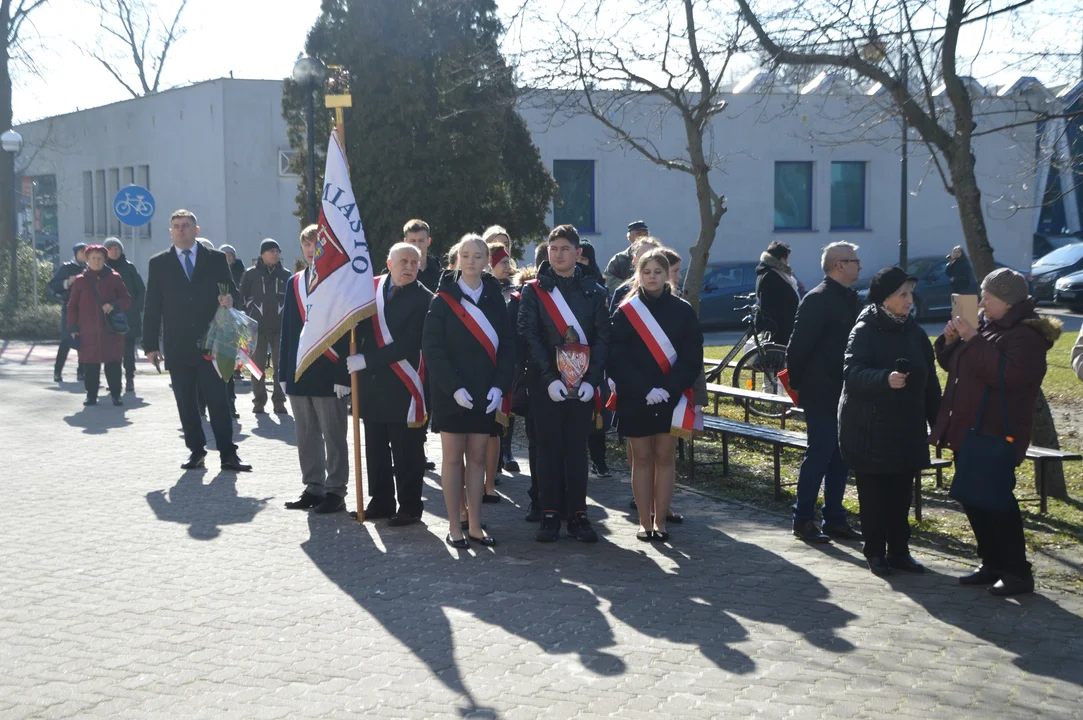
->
[[326, 76, 363, 524]]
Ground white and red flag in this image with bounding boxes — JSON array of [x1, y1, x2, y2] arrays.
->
[[295, 131, 376, 378]]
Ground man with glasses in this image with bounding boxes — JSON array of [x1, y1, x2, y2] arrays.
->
[[786, 242, 862, 544]]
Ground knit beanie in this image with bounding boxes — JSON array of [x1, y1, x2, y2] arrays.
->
[[260, 239, 281, 254], [103, 237, 124, 253], [72, 242, 88, 257], [219, 244, 237, 255], [980, 267, 1029, 305]]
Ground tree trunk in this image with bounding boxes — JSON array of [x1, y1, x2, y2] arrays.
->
[[1032, 389, 1068, 500], [682, 120, 720, 314], [947, 148, 996, 283]]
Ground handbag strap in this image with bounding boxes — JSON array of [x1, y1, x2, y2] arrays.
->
[[87, 271, 106, 310], [974, 355, 1010, 438]]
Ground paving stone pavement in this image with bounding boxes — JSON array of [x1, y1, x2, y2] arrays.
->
[[2, 344, 1082, 719]]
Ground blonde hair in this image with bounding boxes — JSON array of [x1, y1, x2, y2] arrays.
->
[[629, 248, 672, 297], [482, 225, 509, 244], [446, 240, 461, 268], [457, 233, 488, 261], [631, 236, 662, 260]]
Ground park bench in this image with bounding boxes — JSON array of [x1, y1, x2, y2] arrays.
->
[[931, 446, 1083, 514], [704, 382, 796, 427]]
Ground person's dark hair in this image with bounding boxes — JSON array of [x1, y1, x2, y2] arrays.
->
[[659, 247, 682, 267], [534, 241, 549, 267], [767, 241, 791, 260], [403, 219, 430, 236], [547, 224, 581, 248]]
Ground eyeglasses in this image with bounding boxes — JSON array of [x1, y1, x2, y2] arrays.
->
[[838, 259, 861, 265]]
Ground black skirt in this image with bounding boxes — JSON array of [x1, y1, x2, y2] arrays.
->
[[615, 399, 673, 438], [431, 397, 496, 435]]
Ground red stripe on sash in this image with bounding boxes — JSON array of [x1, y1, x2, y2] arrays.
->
[[619, 300, 673, 374], [525, 279, 569, 336], [437, 291, 497, 365]]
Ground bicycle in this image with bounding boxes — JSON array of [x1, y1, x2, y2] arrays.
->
[[114, 193, 154, 219], [704, 293, 789, 419]]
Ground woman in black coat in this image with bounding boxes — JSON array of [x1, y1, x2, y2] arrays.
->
[[755, 241, 800, 345], [422, 235, 515, 549], [945, 246, 973, 294], [609, 249, 703, 542], [839, 267, 942, 577]]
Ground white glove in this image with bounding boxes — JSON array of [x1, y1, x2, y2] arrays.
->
[[646, 388, 669, 405], [607, 377, 616, 394], [334, 384, 350, 399], [577, 383, 594, 403], [453, 388, 474, 410], [346, 354, 366, 373], [547, 380, 568, 403], [63, 278, 72, 289], [485, 387, 503, 414], [280, 382, 287, 395]]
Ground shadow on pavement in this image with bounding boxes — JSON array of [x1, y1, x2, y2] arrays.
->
[[248, 412, 297, 446], [63, 396, 149, 434], [146, 471, 269, 540], [886, 570, 1083, 687], [301, 500, 856, 714]]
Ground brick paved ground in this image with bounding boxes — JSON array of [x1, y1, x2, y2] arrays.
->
[[2, 341, 1082, 719]]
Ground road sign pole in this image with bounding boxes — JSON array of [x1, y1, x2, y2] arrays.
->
[[30, 180, 37, 313]]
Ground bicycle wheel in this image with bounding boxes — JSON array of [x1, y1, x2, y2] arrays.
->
[[732, 342, 789, 419]]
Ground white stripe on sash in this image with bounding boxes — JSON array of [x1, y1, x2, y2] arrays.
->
[[549, 285, 587, 343]]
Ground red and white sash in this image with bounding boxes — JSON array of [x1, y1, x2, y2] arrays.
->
[[374, 274, 427, 428], [437, 289, 510, 425], [617, 294, 701, 439], [293, 272, 340, 365]]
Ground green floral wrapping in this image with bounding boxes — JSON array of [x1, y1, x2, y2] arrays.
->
[[202, 283, 259, 382]]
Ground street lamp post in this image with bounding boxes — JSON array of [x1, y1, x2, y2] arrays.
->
[[899, 51, 909, 270], [292, 56, 326, 225], [2, 129, 24, 308]]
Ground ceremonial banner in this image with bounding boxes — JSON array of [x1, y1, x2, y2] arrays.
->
[[295, 132, 376, 378]]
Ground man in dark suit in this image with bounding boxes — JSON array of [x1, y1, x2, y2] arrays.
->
[[347, 243, 432, 525], [143, 209, 251, 472]]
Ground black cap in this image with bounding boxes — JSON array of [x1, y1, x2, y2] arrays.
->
[[627, 220, 649, 232], [260, 238, 281, 254], [868, 266, 917, 305]]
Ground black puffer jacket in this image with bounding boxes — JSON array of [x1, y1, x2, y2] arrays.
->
[[229, 259, 246, 289], [423, 271, 515, 419], [106, 252, 146, 338], [48, 258, 86, 305], [786, 277, 860, 413], [838, 305, 942, 474], [240, 259, 292, 332], [417, 253, 443, 293], [518, 262, 611, 388], [609, 286, 703, 419], [755, 254, 800, 345]]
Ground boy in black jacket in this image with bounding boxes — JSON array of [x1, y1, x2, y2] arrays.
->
[[279, 225, 352, 515]]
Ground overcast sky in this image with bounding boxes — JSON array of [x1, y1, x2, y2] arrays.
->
[[10, 0, 1080, 125]]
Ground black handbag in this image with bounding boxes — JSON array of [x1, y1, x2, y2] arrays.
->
[[89, 273, 130, 335], [948, 356, 1018, 512]]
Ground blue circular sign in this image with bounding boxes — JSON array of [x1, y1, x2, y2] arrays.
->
[[113, 185, 156, 227]]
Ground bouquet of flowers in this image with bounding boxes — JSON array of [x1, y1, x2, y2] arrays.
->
[[202, 283, 261, 382]]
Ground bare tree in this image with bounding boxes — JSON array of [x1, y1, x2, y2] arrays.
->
[[3, 0, 50, 310], [518, 0, 748, 311], [86, 0, 188, 98], [735, 0, 1082, 498]]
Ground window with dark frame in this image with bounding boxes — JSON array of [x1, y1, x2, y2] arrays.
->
[[774, 161, 813, 230], [830, 161, 867, 230], [553, 160, 596, 233]]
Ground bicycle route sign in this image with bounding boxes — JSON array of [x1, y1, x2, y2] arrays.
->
[[113, 185, 155, 227]]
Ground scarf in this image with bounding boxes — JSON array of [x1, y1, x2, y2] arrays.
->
[[878, 304, 910, 324], [760, 252, 799, 293]]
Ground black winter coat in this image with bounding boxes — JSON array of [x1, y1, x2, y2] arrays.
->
[[755, 260, 800, 345], [240, 260, 292, 333], [355, 276, 432, 423], [518, 262, 611, 389], [278, 270, 350, 397], [945, 255, 973, 294], [106, 253, 146, 337], [423, 271, 515, 419], [786, 277, 859, 413], [838, 305, 942, 474], [229, 259, 246, 290], [609, 287, 703, 420], [417, 253, 443, 293], [48, 258, 86, 330]]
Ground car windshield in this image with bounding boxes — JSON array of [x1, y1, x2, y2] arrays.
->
[[1034, 243, 1083, 267], [906, 258, 936, 277]]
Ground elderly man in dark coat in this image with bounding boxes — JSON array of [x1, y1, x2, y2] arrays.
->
[[103, 237, 146, 393]]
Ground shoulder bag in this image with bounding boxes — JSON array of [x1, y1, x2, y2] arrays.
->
[[89, 273, 130, 335], [948, 356, 1017, 512]]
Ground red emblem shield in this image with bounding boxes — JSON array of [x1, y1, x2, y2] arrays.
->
[[308, 210, 349, 293]]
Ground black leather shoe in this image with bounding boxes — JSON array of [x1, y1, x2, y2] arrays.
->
[[273, 402, 289, 415], [220, 455, 252, 472], [111, 395, 123, 406], [83, 396, 98, 406], [482, 493, 501, 504], [364, 503, 395, 520], [567, 513, 598, 543], [314, 493, 346, 514], [989, 573, 1034, 597], [887, 553, 925, 573], [535, 512, 560, 542], [793, 520, 831, 544], [125, 379, 134, 393], [54, 372, 62, 383], [468, 534, 497, 547], [591, 462, 612, 477], [823, 523, 862, 541], [252, 406, 266, 415], [181, 452, 207, 470], [387, 512, 422, 527], [504, 459, 520, 473], [959, 565, 1000, 586], [285, 491, 322, 510], [867, 556, 893, 576], [525, 501, 542, 523], [424, 458, 436, 471]]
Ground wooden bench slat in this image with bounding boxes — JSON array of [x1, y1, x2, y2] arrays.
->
[[705, 383, 795, 406], [1026, 446, 1083, 461]]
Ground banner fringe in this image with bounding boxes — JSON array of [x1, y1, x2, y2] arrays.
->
[[295, 304, 375, 380]]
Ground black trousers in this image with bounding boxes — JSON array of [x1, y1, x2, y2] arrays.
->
[[122, 337, 137, 381], [963, 498, 1031, 576], [169, 359, 237, 456], [365, 420, 425, 516], [55, 308, 80, 377], [524, 411, 549, 508], [531, 382, 592, 521], [588, 432, 607, 468], [855, 472, 913, 559], [84, 361, 122, 398], [501, 416, 516, 460]]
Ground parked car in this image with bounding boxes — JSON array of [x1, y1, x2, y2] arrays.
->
[[1034, 231, 1081, 261], [1032, 243, 1083, 302], [1054, 269, 1083, 312], [855, 254, 1031, 320], [695, 261, 805, 329]]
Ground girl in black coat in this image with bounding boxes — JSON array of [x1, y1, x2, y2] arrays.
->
[[609, 249, 703, 541], [839, 267, 942, 577], [422, 235, 515, 548], [945, 245, 973, 294]]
